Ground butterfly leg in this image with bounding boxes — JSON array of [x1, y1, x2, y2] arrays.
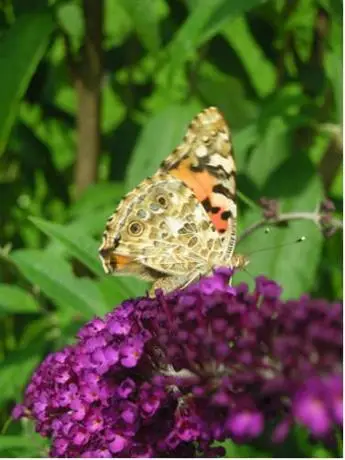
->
[[149, 273, 202, 297]]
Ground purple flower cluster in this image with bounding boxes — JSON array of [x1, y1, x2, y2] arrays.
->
[[13, 269, 342, 457]]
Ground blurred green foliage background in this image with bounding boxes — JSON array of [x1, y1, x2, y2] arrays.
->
[[0, 0, 342, 456]]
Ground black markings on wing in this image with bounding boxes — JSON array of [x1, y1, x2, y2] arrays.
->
[[221, 210, 232, 220], [212, 183, 236, 200], [201, 198, 221, 214]]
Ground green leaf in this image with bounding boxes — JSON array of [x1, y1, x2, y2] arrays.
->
[[197, 63, 258, 130], [69, 182, 124, 217], [69, 205, 120, 237], [236, 156, 323, 299], [0, 10, 54, 154], [245, 85, 308, 187], [246, 116, 290, 187], [29, 216, 103, 276], [232, 124, 257, 173], [222, 16, 276, 97], [199, 0, 267, 43], [325, 48, 342, 124], [126, 102, 202, 190], [18, 317, 51, 349], [11, 249, 107, 317], [119, 0, 164, 52], [98, 276, 148, 308], [330, 166, 342, 198], [28, 218, 145, 302], [0, 345, 42, 405], [0, 434, 46, 452], [167, 0, 224, 71], [167, 0, 266, 73], [219, 439, 269, 458], [258, 84, 308, 123], [104, 0, 132, 49], [284, 0, 316, 63], [0, 284, 39, 315], [56, 1, 84, 51], [312, 445, 335, 458]]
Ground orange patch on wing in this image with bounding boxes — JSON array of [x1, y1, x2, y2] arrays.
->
[[113, 254, 132, 270], [170, 159, 230, 233], [210, 210, 228, 232], [170, 159, 214, 202]]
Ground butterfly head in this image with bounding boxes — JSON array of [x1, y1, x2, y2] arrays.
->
[[99, 235, 120, 274], [231, 253, 250, 270]]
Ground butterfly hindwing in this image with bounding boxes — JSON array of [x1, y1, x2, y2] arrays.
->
[[99, 174, 223, 277]]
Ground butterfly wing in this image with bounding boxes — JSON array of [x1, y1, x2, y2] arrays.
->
[[159, 106, 237, 259], [99, 173, 223, 281], [99, 107, 238, 294]]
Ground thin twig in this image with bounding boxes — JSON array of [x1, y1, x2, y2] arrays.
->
[[238, 212, 343, 243]]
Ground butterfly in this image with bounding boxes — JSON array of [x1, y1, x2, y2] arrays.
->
[[99, 107, 249, 295]]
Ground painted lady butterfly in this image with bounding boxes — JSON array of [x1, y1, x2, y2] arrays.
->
[[99, 107, 249, 295]]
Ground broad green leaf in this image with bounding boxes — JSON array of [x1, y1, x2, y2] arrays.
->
[[284, 0, 316, 63], [119, 0, 164, 52], [308, 129, 334, 165], [54, 84, 76, 115], [19, 102, 75, 172], [197, 63, 258, 130], [104, 0, 132, 48], [325, 48, 342, 124], [222, 16, 276, 97], [244, 85, 308, 186], [98, 276, 148, 308], [18, 317, 51, 349], [126, 102, 202, 189], [236, 156, 323, 299], [167, 0, 224, 71], [232, 124, 257, 173], [11, 250, 107, 317], [199, 0, 267, 43], [77, 278, 110, 316], [69, 205, 119, 236], [312, 445, 335, 458], [257, 84, 308, 123], [69, 182, 124, 217], [0, 10, 54, 154], [29, 216, 149, 301], [0, 434, 47, 452], [0, 284, 39, 314], [246, 116, 290, 187], [0, 346, 42, 405], [30, 216, 103, 276], [168, 0, 266, 73], [56, 1, 84, 51], [330, 166, 342, 198], [220, 439, 269, 458], [102, 82, 124, 133]]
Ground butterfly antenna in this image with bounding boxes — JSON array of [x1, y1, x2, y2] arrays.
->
[[242, 267, 256, 281], [247, 236, 307, 256]]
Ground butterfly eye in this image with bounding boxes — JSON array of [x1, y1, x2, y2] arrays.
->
[[156, 194, 168, 208], [128, 221, 144, 236]]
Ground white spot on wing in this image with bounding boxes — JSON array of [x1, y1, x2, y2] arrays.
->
[[211, 192, 230, 209], [195, 144, 208, 157], [208, 154, 234, 173], [194, 204, 205, 222], [166, 216, 184, 235], [210, 193, 237, 218]]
